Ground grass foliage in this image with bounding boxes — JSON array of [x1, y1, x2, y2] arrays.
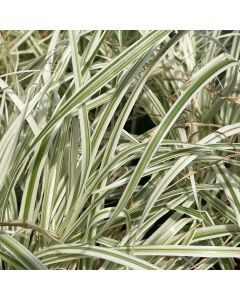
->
[[0, 30, 240, 270]]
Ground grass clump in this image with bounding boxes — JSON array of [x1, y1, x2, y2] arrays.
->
[[0, 30, 240, 270]]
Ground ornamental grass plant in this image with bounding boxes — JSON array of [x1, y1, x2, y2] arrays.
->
[[0, 30, 240, 270]]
